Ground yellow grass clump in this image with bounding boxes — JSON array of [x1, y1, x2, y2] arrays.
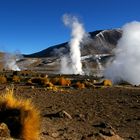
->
[[0, 75, 7, 84], [103, 79, 112, 86], [12, 75, 20, 83], [0, 88, 40, 140], [58, 77, 71, 86], [74, 82, 85, 89], [51, 77, 71, 86]]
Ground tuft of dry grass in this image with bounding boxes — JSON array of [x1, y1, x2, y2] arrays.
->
[[58, 77, 71, 86], [0, 88, 40, 140], [12, 75, 20, 83], [0, 75, 7, 84], [103, 79, 112, 86], [51, 77, 71, 86], [74, 82, 85, 89]]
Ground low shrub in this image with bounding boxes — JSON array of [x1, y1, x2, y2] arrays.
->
[[12, 75, 20, 83], [0, 75, 7, 84], [58, 77, 71, 86], [51, 77, 71, 86], [74, 82, 85, 89], [103, 79, 112, 86], [0, 88, 40, 140]]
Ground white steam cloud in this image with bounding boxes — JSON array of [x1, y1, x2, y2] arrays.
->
[[104, 21, 140, 85], [4, 53, 21, 71], [60, 56, 72, 74], [61, 14, 87, 74]]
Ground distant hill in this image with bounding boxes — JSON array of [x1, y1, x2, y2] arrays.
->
[[24, 29, 122, 58]]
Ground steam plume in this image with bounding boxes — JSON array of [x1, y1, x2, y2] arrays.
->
[[61, 14, 87, 74], [4, 53, 21, 71], [104, 21, 140, 85], [60, 56, 71, 74]]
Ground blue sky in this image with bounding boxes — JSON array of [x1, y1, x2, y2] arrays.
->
[[0, 0, 140, 54]]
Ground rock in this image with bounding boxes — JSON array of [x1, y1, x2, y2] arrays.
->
[[92, 122, 124, 140], [0, 123, 11, 138], [96, 133, 124, 140], [51, 132, 60, 138], [99, 129, 115, 136]]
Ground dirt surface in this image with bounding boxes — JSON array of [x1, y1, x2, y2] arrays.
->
[[0, 85, 140, 140]]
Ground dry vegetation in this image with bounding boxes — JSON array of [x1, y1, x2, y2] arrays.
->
[[73, 81, 85, 89], [103, 79, 113, 86], [0, 75, 7, 84], [0, 88, 40, 140], [0, 71, 113, 139], [0, 70, 113, 90], [0, 70, 139, 139], [12, 75, 21, 83]]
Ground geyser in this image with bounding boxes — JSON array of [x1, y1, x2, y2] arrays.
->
[[61, 14, 87, 74], [4, 53, 21, 71], [104, 21, 140, 85]]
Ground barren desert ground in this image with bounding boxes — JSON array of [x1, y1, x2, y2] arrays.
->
[[0, 83, 139, 140]]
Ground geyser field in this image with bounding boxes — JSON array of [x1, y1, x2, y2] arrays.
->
[[0, 19, 140, 139]]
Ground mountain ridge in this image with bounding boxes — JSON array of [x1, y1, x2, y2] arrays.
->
[[24, 29, 122, 58]]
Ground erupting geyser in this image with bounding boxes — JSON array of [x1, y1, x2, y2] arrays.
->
[[61, 14, 87, 74], [4, 53, 21, 71], [104, 21, 140, 85]]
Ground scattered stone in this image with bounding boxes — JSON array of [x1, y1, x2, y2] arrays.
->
[[0, 123, 11, 138], [96, 133, 124, 140], [92, 122, 124, 140], [43, 110, 72, 119], [62, 110, 72, 119], [75, 113, 86, 121], [51, 132, 60, 138], [99, 129, 115, 136]]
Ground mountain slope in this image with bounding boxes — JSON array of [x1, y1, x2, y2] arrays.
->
[[24, 29, 122, 58]]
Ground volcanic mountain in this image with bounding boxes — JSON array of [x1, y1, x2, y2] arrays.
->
[[25, 29, 122, 58], [20, 29, 122, 74]]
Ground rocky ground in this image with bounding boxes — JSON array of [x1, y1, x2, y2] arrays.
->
[[0, 84, 140, 140]]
